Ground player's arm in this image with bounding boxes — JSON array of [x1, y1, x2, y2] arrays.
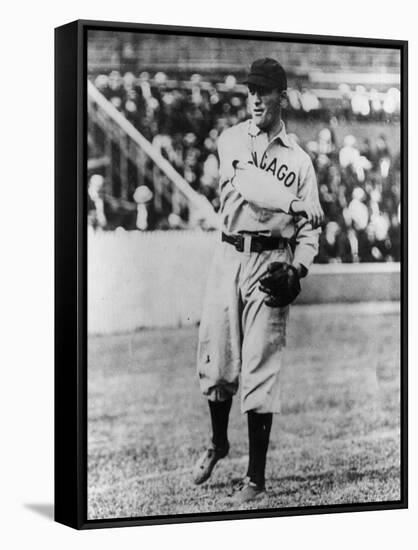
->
[[292, 157, 322, 274], [231, 161, 296, 214], [232, 161, 323, 228], [258, 158, 320, 308], [288, 197, 323, 230], [217, 131, 297, 215]]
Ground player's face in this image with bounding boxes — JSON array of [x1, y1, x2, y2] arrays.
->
[[248, 85, 282, 131]]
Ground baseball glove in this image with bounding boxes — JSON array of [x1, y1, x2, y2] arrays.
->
[[259, 262, 301, 307]]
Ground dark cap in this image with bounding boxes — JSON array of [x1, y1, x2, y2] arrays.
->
[[246, 57, 287, 90]]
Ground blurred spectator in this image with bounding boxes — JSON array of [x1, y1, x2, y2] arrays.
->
[[339, 135, 359, 169], [350, 189, 367, 229], [287, 88, 302, 111], [300, 88, 321, 114], [133, 185, 154, 230], [351, 85, 370, 118], [369, 88, 382, 118], [88, 174, 107, 230], [383, 88, 401, 116]]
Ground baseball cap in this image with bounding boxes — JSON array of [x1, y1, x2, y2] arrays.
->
[[246, 58, 287, 91]]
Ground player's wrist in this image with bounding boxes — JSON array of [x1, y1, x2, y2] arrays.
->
[[292, 263, 307, 278]]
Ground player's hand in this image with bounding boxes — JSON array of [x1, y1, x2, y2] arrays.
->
[[290, 199, 324, 229], [232, 160, 251, 171], [259, 261, 301, 307]]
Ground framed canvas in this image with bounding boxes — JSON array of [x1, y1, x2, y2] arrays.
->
[[55, 19, 408, 529]]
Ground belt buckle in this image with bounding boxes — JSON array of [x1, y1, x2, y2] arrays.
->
[[234, 235, 244, 252]]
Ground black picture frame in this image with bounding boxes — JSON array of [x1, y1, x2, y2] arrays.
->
[[55, 19, 408, 530]]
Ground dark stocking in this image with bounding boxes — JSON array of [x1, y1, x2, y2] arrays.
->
[[208, 398, 232, 449], [246, 411, 273, 487]]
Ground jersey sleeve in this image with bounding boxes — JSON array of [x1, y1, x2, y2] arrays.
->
[[218, 131, 294, 214], [292, 156, 321, 271], [232, 164, 295, 213]]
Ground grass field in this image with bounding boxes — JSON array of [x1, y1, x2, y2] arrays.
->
[[87, 303, 401, 520]]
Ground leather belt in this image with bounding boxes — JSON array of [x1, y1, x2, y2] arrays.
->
[[221, 232, 287, 253]]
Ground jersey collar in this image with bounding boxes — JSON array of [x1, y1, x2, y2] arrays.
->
[[247, 119, 292, 148]]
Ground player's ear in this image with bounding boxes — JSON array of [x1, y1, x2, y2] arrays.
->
[[279, 90, 288, 109]]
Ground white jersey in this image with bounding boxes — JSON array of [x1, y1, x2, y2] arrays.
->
[[218, 119, 320, 270]]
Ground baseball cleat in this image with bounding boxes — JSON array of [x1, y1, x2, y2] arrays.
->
[[232, 478, 266, 503], [193, 443, 229, 485]]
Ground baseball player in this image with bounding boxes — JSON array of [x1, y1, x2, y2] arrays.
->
[[193, 58, 323, 503]]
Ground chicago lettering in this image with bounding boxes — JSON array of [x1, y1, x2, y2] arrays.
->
[[247, 155, 296, 187]]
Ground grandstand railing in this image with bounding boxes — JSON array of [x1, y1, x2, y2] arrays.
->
[[87, 80, 219, 228]]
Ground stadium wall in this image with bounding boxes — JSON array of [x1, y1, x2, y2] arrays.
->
[[88, 230, 400, 334]]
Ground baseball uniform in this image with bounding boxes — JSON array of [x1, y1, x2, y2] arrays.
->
[[197, 119, 320, 414]]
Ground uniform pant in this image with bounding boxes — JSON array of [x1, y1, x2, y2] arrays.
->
[[197, 240, 291, 414]]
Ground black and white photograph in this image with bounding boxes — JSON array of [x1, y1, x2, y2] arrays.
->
[[84, 24, 405, 523]]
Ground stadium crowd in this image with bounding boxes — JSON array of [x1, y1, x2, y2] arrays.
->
[[88, 71, 401, 263]]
